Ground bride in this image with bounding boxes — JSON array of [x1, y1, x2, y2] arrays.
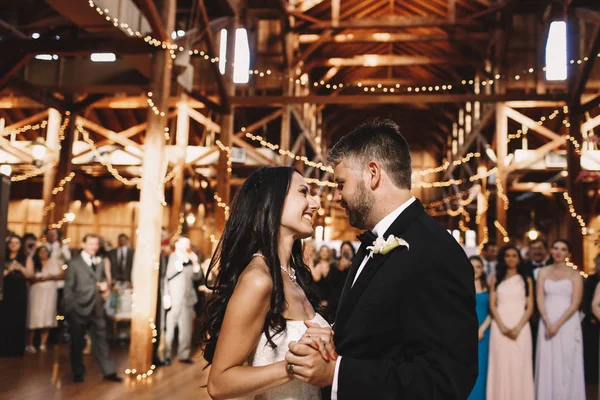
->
[[202, 166, 335, 400]]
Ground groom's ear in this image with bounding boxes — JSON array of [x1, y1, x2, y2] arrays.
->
[[367, 161, 381, 190]]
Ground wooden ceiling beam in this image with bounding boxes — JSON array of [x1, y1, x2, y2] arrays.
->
[[7, 77, 67, 112], [136, 0, 168, 42], [298, 31, 488, 44], [232, 93, 567, 106], [568, 23, 600, 107], [295, 16, 480, 31], [307, 54, 478, 68], [0, 37, 155, 55], [4, 109, 49, 131], [0, 54, 32, 90]]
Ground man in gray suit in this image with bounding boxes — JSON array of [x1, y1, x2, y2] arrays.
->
[[63, 234, 121, 383], [162, 236, 203, 364]]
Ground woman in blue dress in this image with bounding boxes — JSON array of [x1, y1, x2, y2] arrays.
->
[[468, 255, 492, 400]]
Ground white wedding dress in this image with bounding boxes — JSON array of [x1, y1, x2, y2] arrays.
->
[[248, 313, 330, 400]]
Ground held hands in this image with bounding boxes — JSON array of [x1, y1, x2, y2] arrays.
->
[[284, 321, 337, 387], [546, 323, 559, 339]]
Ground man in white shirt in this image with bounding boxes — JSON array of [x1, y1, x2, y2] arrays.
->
[[63, 234, 121, 383], [481, 242, 498, 281], [108, 233, 135, 283], [285, 118, 478, 399]]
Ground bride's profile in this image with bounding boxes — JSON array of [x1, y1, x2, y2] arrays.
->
[[202, 166, 333, 400]]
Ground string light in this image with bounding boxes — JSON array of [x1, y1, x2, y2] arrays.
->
[[412, 153, 481, 178], [170, 213, 184, 242], [77, 124, 139, 186], [475, 190, 491, 225], [563, 192, 587, 235], [494, 220, 510, 243], [414, 178, 463, 188], [52, 172, 76, 195], [1, 120, 48, 138], [425, 190, 470, 210], [124, 318, 157, 381], [86, 0, 600, 96], [507, 109, 560, 143], [477, 226, 490, 253], [495, 178, 510, 211], [214, 193, 230, 220], [243, 128, 333, 173], [305, 177, 337, 187], [42, 202, 56, 217], [10, 162, 57, 182], [215, 140, 232, 173], [49, 212, 76, 230], [146, 92, 167, 117]]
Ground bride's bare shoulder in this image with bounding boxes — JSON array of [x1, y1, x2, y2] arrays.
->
[[237, 257, 273, 296]]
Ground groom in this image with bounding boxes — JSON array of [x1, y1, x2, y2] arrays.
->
[[286, 119, 478, 399]]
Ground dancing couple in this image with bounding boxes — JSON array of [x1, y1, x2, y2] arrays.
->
[[201, 119, 478, 399]]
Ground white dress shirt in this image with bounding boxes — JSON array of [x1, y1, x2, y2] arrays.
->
[[332, 196, 416, 399]]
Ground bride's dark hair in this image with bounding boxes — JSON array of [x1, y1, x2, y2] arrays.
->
[[201, 166, 319, 364]]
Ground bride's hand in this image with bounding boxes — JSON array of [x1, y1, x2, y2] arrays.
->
[[300, 321, 337, 361]]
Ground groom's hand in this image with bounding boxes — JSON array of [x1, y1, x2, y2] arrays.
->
[[285, 341, 336, 387]]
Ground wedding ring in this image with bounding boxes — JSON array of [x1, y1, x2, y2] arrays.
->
[[288, 363, 295, 375]]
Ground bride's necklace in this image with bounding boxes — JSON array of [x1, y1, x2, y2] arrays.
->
[[280, 265, 299, 286], [252, 253, 299, 286]]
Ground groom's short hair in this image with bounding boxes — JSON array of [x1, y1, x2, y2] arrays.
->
[[327, 118, 412, 189]]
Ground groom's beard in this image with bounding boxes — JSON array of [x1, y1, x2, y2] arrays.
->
[[343, 181, 373, 230]]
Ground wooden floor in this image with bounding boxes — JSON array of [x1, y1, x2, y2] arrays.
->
[[0, 343, 215, 400], [1, 343, 599, 399]]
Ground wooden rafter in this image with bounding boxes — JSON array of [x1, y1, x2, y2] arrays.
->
[[232, 93, 568, 106], [568, 23, 600, 107], [298, 31, 488, 44]]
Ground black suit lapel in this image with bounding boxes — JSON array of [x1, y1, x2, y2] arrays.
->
[[335, 245, 368, 323], [334, 199, 425, 337]]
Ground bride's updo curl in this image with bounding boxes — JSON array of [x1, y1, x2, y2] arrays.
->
[[201, 166, 319, 364]]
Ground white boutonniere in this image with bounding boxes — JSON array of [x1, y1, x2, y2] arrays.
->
[[93, 256, 102, 265], [367, 235, 409, 256]]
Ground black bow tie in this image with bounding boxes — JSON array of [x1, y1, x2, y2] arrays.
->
[[357, 230, 377, 248]]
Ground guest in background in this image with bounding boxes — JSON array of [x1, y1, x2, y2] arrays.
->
[[326, 241, 355, 322], [0, 235, 34, 357], [302, 240, 316, 271], [46, 228, 71, 265], [22, 233, 37, 257], [524, 238, 550, 370], [535, 239, 585, 400], [525, 239, 549, 279], [96, 237, 113, 289], [481, 242, 498, 280], [26, 245, 63, 353], [487, 245, 534, 400], [583, 253, 600, 384], [467, 255, 491, 400], [63, 234, 121, 383], [591, 281, 600, 387], [162, 236, 202, 365], [312, 245, 332, 306], [108, 234, 134, 284]]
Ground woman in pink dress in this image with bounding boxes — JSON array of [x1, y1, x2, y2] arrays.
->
[[487, 244, 535, 400], [535, 239, 585, 399]]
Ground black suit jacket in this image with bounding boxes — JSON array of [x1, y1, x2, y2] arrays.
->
[[333, 199, 478, 400], [109, 247, 135, 282]]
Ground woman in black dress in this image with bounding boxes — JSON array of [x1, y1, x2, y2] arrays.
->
[[327, 241, 356, 322], [0, 234, 34, 357]]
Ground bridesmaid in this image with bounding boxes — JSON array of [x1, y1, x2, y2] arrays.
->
[[0, 234, 34, 357], [487, 244, 534, 400], [535, 239, 585, 399], [468, 255, 491, 400]]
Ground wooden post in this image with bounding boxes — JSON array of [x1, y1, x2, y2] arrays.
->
[[169, 93, 189, 234], [215, 20, 237, 236], [281, 70, 293, 165], [495, 103, 508, 248], [52, 110, 76, 234], [42, 108, 61, 228], [567, 14, 584, 268], [129, 0, 175, 377], [332, 0, 340, 27]]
